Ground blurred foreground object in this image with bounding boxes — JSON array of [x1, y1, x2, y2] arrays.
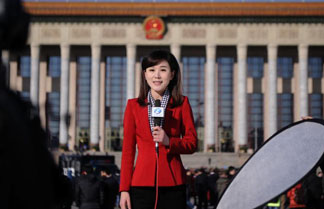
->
[[0, 0, 72, 209], [0, 0, 29, 50]]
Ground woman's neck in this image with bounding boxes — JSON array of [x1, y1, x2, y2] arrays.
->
[[151, 90, 163, 100]]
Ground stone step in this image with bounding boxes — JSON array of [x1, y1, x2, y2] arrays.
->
[[53, 150, 251, 169]]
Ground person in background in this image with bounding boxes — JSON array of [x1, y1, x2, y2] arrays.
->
[[58, 168, 74, 209], [287, 182, 307, 209], [208, 168, 219, 209], [216, 169, 228, 202], [75, 165, 103, 209], [186, 169, 196, 209], [304, 168, 323, 209], [266, 196, 281, 209], [114, 169, 121, 208], [226, 166, 236, 183], [100, 167, 119, 209], [195, 168, 208, 209]]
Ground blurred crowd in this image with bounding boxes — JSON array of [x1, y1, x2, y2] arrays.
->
[[185, 166, 324, 209], [263, 167, 324, 209], [63, 165, 120, 209], [60, 164, 324, 209], [62, 165, 236, 209], [185, 166, 236, 209], [61, 165, 237, 209]]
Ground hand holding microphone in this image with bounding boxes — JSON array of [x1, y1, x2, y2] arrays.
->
[[152, 126, 169, 146]]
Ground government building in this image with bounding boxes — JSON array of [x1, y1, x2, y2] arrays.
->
[[5, 0, 324, 155]]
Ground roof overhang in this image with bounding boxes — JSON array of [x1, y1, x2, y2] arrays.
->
[[23, 2, 324, 17]]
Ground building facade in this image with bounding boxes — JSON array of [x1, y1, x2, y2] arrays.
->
[[5, 2, 324, 152]]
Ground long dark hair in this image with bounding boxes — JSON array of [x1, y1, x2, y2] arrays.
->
[[138, 50, 183, 107]]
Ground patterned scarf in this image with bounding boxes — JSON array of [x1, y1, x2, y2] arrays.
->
[[148, 89, 170, 134]]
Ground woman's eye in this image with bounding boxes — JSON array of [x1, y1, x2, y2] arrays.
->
[[148, 69, 154, 72]]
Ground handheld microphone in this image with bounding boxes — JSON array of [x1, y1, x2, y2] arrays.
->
[[152, 99, 164, 154]]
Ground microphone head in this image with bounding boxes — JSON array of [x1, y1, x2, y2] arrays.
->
[[154, 117, 161, 127], [155, 99, 161, 107], [153, 99, 162, 126]]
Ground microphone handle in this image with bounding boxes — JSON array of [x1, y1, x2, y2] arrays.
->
[[155, 142, 159, 154], [154, 120, 160, 155], [154, 119, 160, 155]]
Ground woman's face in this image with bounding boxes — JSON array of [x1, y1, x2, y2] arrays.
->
[[144, 60, 174, 98]]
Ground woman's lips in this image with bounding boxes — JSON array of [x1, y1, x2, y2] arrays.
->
[[153, 81, 162, 85]]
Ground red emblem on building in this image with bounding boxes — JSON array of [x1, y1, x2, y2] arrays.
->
[[143, 16, 165, 40]]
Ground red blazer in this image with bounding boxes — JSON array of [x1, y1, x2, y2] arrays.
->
[[119, 96, 197, 192]]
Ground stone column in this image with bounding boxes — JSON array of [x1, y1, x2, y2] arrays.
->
[[30, 43, 40, 106], [9, 54, 18, 91], [126, 44, 136, 100], [99, 60, 106, 152], [90, 44, 101, 149], [59, 44, 70, 148], [204, 44, 216, 152], [171, 43, 181, 63], [298, 44, 309, 118], [2, 50, 9, 87], [236, 44, 248, 149], [38, 57, 47, 130], [266, 44, 278, 139], [68, 60, 77, 151]]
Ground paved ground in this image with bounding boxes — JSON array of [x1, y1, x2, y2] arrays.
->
[[70, 196, 217, 209], [71, 204, 217, 209]]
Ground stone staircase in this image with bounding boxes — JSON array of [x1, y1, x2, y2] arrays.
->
[[53, 151, 251, 169]]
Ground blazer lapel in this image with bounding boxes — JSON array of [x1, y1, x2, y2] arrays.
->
[[164, 97, 174, 131]]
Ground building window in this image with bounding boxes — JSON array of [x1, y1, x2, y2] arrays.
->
[[47, 56, 61, 148], [277, 56, 293, 129], [18, 56, 31, 102], [105, 56, 127, 151], [19, 56, 31, 77], [277, 93, 293, 129], [277, 57, 293, 79], [309, 94, 323, 119], [247, 57, 264, 150], [247, 57, 264, 78], [247, 93, 263, 151], [47, 92, 60, 147], [76, 56, 91, 150], [308, 57, 322, 78], [308, 57, 323, 119], [182, 56, 205, 151], [182, 56, 205, 127], [48, 56, 61, 78], [217, 57, 234, 152]]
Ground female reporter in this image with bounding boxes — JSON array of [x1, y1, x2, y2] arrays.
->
[[119, 50, 197, 209]]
